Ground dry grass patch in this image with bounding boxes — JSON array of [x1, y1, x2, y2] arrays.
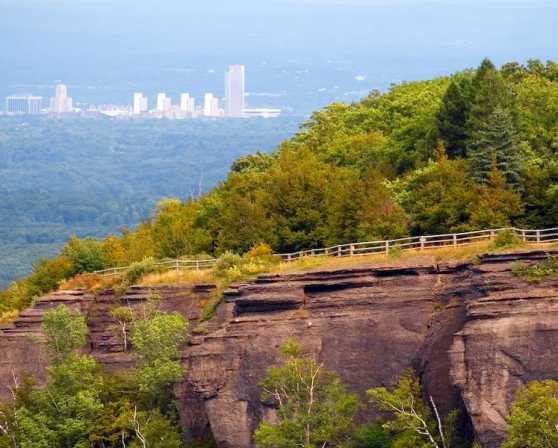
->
[[140, 268, 215, 286], [267, 240, 552, 275]]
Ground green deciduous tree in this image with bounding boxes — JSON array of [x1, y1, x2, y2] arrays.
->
[[351, 423, 392, 448], [368, 371, 456, 448], [468, 162, 523, 229], [130, 311, 188, 395], [397, 156, 474, 235], [42, 304, 88, 362], [62, 236, 108, 276], [255, 339, 359, 448], [325, 168, 408, 245], [502, 380, 558, 448]]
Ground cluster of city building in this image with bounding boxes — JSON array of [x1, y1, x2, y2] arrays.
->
[[3, 65, 281, 119]]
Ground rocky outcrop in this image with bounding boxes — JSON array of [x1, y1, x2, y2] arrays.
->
[[180, 264, 472, 447], [0, 284, 215, 402], [180, 251, 558, 448], [2, 250, 558, 447], [449, 251, 558, 447]]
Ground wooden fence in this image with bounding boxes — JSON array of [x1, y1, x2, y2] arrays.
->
[[94, 226, 558, 277]]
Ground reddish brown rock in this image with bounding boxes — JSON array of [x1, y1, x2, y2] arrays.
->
[[450, 251, 558, 447], [0, 284, 214, 401], [3, 250, 558, 447]]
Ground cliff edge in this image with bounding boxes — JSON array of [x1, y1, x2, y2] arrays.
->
[[2, 250, 558, 447]]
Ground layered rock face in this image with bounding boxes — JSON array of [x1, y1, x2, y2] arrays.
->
[[181, 250, 558, 448], [450, 251, 558, 447], [0, 284, 215, 402], [180, 264, 473, 447], [2, 250, 558, 447]]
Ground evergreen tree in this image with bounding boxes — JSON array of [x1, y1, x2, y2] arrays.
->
[[436, 77, 473, 158], [469, 106, 521, 186], [467, 59, 521, 187], [468, 59, 510, 138]]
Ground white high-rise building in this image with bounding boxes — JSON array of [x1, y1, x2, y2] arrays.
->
[[132, 92, 148, 115], [204, 93, 220, 117], [50, 84, 73, 113], [225, 65, 245, 117], [164, 97, 172, 113], [156, 93, 168, 112], [5, 94, 42, 115], [180, 93, 196, 114]]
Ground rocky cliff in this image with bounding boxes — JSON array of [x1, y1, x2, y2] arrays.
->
[[1, 250, 558, 447]]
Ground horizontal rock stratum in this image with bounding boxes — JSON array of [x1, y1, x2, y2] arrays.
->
[[2, 250, 558, 447]]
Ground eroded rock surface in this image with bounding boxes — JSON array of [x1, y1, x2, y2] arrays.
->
[[0, 284, 214, 401], [2, 251, 558, 447]]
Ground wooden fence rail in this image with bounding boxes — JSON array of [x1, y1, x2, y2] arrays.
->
[[94, 226, 558, 277]]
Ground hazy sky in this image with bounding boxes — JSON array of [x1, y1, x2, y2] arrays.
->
[[1, 0, 556, 108]]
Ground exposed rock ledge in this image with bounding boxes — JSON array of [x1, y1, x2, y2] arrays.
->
[[2, 250, 558, 447]]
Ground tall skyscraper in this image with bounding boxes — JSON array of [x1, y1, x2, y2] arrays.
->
[[204, 93, 219, 117], [132, 93, 148, 115], [50, 84, 73, 113], [5, 94, 42, 114], [156, 93, 168, 112], [225, 65, 246, 117], [180, 93, 196, 116]]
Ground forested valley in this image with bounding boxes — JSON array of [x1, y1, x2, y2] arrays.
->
[[0, 116, 299, 287]]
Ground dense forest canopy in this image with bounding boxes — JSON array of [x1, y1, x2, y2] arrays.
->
[[0, 117, 299, 287], [2, 58, 558, 316]]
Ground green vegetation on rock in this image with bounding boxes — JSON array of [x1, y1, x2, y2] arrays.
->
[[0, 302, 192, 448], [254, 339, 359, 448]]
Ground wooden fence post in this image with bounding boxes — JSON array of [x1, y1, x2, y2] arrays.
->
[[196, 260, 200, 270], [287, 253, 292, 262], [420, 236, 426, 251], [453, 234, 457, 247], [522, 230, 526, 242], [337, 246, 342, 257], [350, 244, 354, 256], [536, 230, 541, 243], [175, 259, 179, 272], [385, 241, 389, 255]]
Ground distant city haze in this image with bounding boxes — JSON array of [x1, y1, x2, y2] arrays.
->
[[4, 65, 281, 119], [1, 0, 556, 114]]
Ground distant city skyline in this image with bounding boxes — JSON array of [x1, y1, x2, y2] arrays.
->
[[3, 65, 281, 119]]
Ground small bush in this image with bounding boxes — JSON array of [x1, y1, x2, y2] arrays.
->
[[214, 252, 243, 278], [126, 257, 157, 285], [246, 242, 274, 259], [59, 272, 103, 291], [200, 292, 224, 322], [387, 245, 402, 259], [192, 324, 209, 335], [512, 255, 558, 283], [0, 310, 19, 325], [351, 423, 392, 448], [490, 229, 523, 249]]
